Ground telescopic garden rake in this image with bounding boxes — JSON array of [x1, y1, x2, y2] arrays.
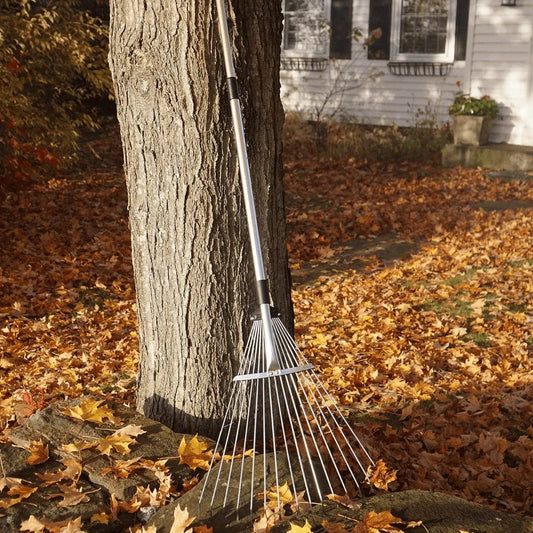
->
[[199, 0, 375, 518]]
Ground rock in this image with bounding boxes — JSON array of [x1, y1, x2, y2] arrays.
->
[[269, 490, 533, 533], [0, 445, 109, 533], [148, 452, 315, 532], [8, 398, 200, 499]]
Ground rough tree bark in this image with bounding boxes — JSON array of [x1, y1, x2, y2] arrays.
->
[[108, 0, 291, 438]]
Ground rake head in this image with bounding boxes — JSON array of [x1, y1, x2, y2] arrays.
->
[[199, 310, 374, 519]]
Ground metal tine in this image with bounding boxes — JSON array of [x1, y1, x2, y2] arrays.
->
[[231, 321, 262, 511], [273, 318, 373, 476], [274, 324, 375, 476], [272, 319, 373, 492], [273, 328, 337, 499], [272, 327, 331, 496], [205, 320, 260, 510], [274, 371, 325, 505], [270, 373, 305, 510]]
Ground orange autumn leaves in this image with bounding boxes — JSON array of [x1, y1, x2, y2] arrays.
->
[[1, 400, 218, 532], [288, 510, 421, 533], [1, 124, 532, 522]]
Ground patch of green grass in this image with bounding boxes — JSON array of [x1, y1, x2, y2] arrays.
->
[[422, 297, 473, 318], [443, 268, 479, 287], [464, 332, 491, 347], [507, 258, 533, 269]]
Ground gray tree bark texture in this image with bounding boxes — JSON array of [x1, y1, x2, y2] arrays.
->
[[108, 0, 292, 438]]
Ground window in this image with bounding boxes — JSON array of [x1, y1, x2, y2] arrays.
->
[[393, 0, 456, 61], [282, 0, 330, 58], [368, 0, 469, 63]]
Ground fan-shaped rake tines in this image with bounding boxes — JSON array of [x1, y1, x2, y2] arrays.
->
[[199, 311, 375, 519]]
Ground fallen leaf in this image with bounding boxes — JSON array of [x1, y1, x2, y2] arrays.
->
[[62, 399, 120, 425], [287, 520, 312, 533], [169, 504, 195, 533], [355, 510, 403, 533], [177, 435, 214, 471], [367, 459, 397, 491], [25, 440, 50, 465], [45, 483, 95, 507], [97, 432, 136, 455], [36, 457, 82, 486]]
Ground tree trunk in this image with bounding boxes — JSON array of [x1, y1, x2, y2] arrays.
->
[[108, 0, 291, 438]]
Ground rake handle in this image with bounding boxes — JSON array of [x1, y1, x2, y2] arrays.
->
[[215, 0, 280, 371]]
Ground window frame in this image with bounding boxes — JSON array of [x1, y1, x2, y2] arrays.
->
[[389, 0, 457, 63], [281, 0, 332, 59]]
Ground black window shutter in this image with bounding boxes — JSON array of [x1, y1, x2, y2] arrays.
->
[[367, 0, 392, 60], [454, 0, 470, 61], [330, 0, 354, 59]]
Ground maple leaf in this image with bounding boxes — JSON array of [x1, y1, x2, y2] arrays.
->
[[0, 479, 38, 508], [19, 515, 47, 532], [327, 493, 362, 510], [36, 457, 82, 486], [287, 520, 312, 533], [45, 483, 95, 507], [101, 456, 144, 479], [355, 510, 403, 533], [367, 459, 397, 491], [25, 439, 50, 465], [0, 476, 25, 491], [193, 527, 213, 533], [97, 433, 136, 455], [61, 440, 99, 454], [20, 514, 87, 532], [177, 435, 214, 471], [62, 399, 121, 425], [169, 504, 195, 533]]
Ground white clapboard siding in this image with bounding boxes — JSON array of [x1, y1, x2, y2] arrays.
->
[[280, 0, 533, 146]]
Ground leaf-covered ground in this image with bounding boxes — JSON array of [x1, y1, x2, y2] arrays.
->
[[0, 127, 532, 516]]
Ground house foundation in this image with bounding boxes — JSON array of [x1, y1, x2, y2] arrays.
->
[[442, 143, 533, 172]]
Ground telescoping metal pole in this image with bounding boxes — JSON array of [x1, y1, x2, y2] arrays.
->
[[215, 0, 280, 372]]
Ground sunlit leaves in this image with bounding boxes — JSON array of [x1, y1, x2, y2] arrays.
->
[[287, 520, 312, 533], [367, 460, 397, 491], [20, 515, 86, 533], [62, 399, 121, 425], [169, 504, 194, 533], [177, 435, 215, 471]]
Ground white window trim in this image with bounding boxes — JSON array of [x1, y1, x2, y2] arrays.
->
[[281, 0, 332, 59], [390, 0, 457, 63]]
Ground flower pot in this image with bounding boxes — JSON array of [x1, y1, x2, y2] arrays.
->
[[452, 115, 493, 146]]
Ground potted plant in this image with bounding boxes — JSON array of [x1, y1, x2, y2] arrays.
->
[[449, 93, 498, 146]]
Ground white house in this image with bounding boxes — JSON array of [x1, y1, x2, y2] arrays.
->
[[280, 0, 533, 146]]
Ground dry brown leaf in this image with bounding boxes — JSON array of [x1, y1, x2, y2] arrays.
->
[[20, 514, 86, 533], [36, 457, 82, 486], [355, 510, 403, 533], [97, 433, 136, 455], [169, 504, 195, 533], [367, 459, 397, 491], [322, 522, 352, 533], [45, 482, 96, 507], [25, 439, 50, 465]]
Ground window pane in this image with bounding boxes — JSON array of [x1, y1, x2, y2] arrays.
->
[[399, 0, 448, 55], [283, 0, 328, 55]]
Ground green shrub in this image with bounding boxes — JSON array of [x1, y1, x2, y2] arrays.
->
[[0, 0, 113, 184], [449, 94, 498, 118]]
